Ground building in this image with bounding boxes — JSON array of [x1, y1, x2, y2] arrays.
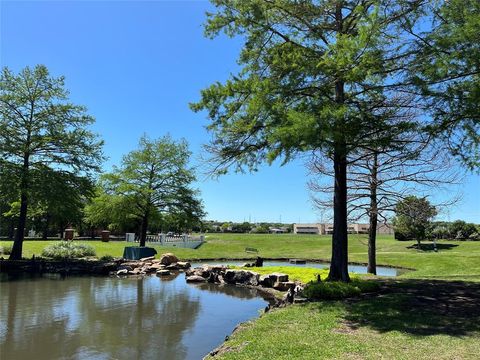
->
[[293, 223, 394, 235]]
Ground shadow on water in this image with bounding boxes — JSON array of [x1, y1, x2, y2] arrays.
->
[[340, 280, 480, 337]]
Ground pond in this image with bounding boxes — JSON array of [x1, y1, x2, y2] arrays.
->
[[192, 260, 400, 277], [0, 273, 269, 360]]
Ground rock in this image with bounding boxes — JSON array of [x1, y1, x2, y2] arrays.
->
[[149, 263, 165, 270], [116, 269, 128, 275], [156, 270, 171, 276], [122, 261, 142, 268], [223, 269, 259, 286], [140, 256, 155, 262], [242, 262, 253, 267], [129, 268, 142, 275], [259, 273, 289, 287], [273, 281, 296, 291], [293, 297, 308, 304], [117, 265, 133, 272], [166, 263, 180, 270], [142, 266, 157, 274], [271, 272, 289, 282], [151, 259, 162, 264], [254, 257, 264, 267], [186, 275, 207, 283], [160, 253, 179, 266], [177, 261, 191, 269]]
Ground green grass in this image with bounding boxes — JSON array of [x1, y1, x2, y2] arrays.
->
[[2, 233, 480, 281], [233, 265, 330, 283], [212, 295, 480, 360], [3, 233, 480, 359]]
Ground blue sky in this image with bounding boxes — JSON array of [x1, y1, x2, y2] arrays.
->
[[1, 0, 479, 224]]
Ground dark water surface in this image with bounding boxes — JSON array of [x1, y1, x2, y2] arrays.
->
[[0, 273, 268, 360]]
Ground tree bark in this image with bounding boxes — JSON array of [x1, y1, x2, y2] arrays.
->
[[9, 153, 30, 260], [327, 2, 350, 282], [328, 146, 350, 282], [139, 210, 149, 247], [367, 152, 378, 275]]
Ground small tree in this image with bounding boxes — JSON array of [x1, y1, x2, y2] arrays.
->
[[0, 65, 103, 259], [98, 135, 204, 246], [393, 196, 437, 249]]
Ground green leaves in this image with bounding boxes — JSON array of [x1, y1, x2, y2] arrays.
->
[[88, 135, 205, 233]]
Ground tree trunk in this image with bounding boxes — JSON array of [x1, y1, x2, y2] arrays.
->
[[327, 4, 350, 282], [328, 147, 350, 282], [367, 152, 378, 275], [9, 193, 27, 260], [42, 213, 50, 240], [140, 212, 149, 247], [9, 153, 30, 260]]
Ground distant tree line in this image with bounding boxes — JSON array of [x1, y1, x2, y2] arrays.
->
[[201, 221, 293, 234]]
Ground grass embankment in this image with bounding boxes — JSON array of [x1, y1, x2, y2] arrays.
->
[[2, 233, 480, 281]]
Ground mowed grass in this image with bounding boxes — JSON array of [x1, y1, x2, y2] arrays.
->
[[3, 233, 480, 281], [213, 296, 480, 360], [3, 233, 480, 359]]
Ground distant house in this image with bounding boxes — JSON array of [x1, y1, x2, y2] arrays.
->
[[269, 227, 287, 234], [293, 223, 394, 235]]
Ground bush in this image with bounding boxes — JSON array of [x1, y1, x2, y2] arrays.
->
[[0, 244, 13, 255], [99, 255, 114, 261], [302, 279, 380, 300], [42, 242, 96, 260]]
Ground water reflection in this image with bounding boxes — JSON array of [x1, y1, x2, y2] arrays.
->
[[0, 274, 268, 360]]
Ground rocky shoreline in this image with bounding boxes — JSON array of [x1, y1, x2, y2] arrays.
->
[[0, 253, 306, 305]]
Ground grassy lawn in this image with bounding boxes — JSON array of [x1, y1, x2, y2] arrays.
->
[[2, 233, 480, 359], [2, 233, 480, 281], [213, 281, 480, 360]]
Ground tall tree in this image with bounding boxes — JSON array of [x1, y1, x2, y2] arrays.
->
[[309, 134, 460, 274], [413, 0, 480, 169], [98, 135, 204, 246], [0, 65, 103, 259], [192, 0, 428, 281]]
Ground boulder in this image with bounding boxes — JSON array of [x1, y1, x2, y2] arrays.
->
[[140, 256, 155, 262], [116, 269, 128, 276], [177, 261, 191, 269], [166, 263, 180, 270], [156, 270, 171, 276], [259, 273, 289, 287], [223, 269, 259, 286], [142, 266, 157, 274], [273, 281, 296, 291], [149, 263, 165, 271], [122, 261, 142, 268], [160, 253, 179, 266], [186, 275, 207, 283]]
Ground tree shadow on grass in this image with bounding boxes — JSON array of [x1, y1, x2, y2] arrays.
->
[[406, 243, 459, 252], [342, 280, 480, 337]]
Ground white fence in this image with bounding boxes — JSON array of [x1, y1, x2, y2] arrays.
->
[[127, 233, 205, 249]]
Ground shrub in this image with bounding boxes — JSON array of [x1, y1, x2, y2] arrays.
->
[[302, 279, 380, 300], [0, 244, 13, 255], [99, 255, 114, 261], [42, 242, 96, 260]]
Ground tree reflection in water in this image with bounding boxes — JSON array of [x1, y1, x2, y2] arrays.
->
[[0, 273, 268, 360]]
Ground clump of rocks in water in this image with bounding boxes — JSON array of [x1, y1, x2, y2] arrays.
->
[[185, 264, 305, 305], [115, 253, 191, 276]]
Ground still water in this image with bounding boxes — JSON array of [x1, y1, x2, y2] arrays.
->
[[0, 273, 269, 360]]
